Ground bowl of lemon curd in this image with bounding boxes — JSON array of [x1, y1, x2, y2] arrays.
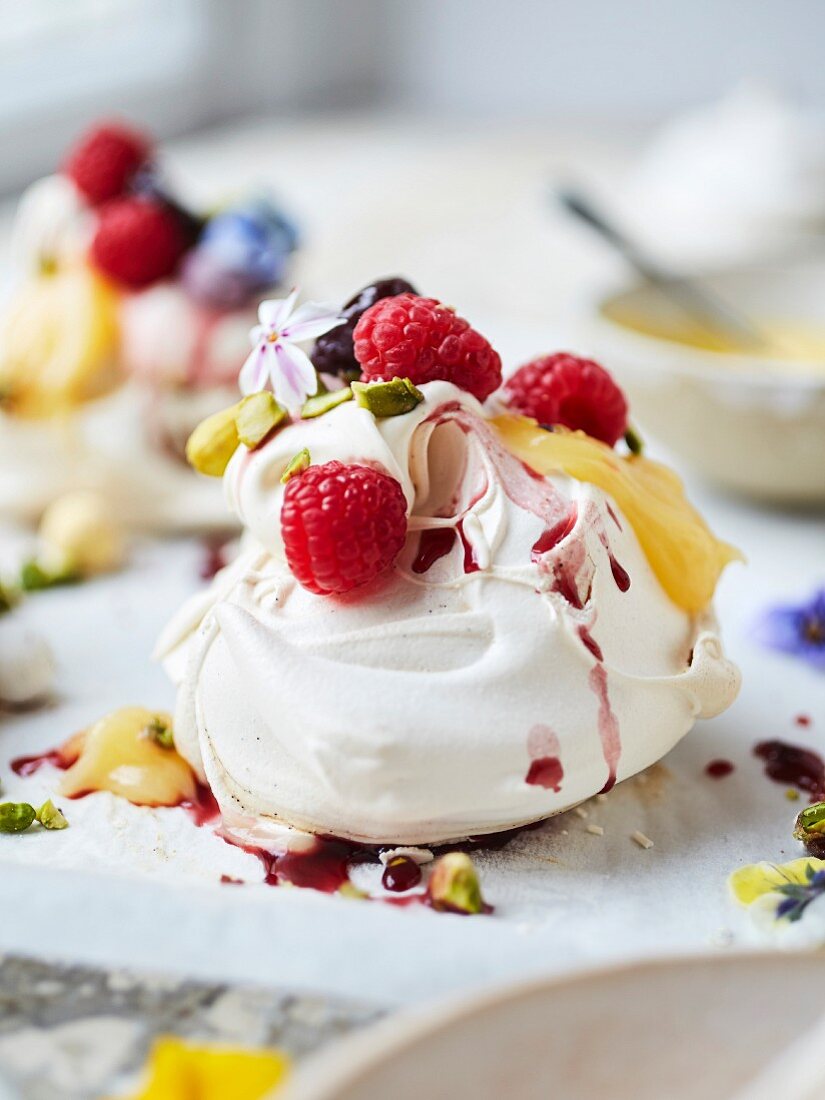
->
[[589, 260, 825, 504]]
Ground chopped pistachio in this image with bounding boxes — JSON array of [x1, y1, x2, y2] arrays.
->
[[426, 852, 488, 915], [0, 801, 36, 833], [794, 801, 825, 857], [141, 715, 175, 750], [351, 377, 424, 418], [235, 392, 287, 448], [281, 448, 311, 484], [37, 800, 69, 830], [0, 582, 12, 614], [185, 403, 241, 477], [20, 557, 79, 592], [624, 425, 644, 456], [301, 387, 353, 419]]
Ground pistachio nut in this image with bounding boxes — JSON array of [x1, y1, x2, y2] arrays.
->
[[185, 403, 241, 477], [351, 377, 423, 417], [236, 392, 287, 448], [301, 387, 354, 419]]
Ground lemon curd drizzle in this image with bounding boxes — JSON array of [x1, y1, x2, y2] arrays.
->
[[59, 706, 197, 806], [492, 415, 741, 614]]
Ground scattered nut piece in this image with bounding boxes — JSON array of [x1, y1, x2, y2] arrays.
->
[[301, 387, 353, 419], [281, 448, 311, 484], [794, 801, 825, 858], [573, 806, 588, 819], [37, 800, 68, 830], [352, 377, 423, 417], [186, 402, 241, 477], [236, 392, 287, 447], [0, 802, 37, 833], [586, 824, 604, 836], [427, 852, 488, 915], [632, 830, 654, 850]]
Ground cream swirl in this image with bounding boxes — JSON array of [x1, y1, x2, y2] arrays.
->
[[158, 382, 739, 845]]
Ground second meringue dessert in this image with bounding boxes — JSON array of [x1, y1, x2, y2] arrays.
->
[[158, 282, 741, 846]]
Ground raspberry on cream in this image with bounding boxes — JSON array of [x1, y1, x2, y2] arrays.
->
[[158, 295, 741, 846]]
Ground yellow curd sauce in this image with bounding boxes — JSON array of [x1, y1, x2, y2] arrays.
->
[[602, 300, 825, 367], [59, 706, 197, 806], [493, 415, 741, 614]]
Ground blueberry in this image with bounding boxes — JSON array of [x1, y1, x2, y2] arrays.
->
[[312, 277, 417, 382]]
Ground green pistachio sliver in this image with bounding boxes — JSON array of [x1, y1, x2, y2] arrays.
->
[[281, 448, 311, 484], [351, 377, 424, 418], [426, 852, 487, 915], [301, 387, 354, 419], [235, 392, 287, 448], [37, 800, 69, 830], [20, 558, 79, 592], [0, 802, 37, 833], [0, 582, 13, 614], [141, 716, 175, 750], [624, 425, 644, 456], [185, 402, 242, 477], [795, 801, 825, 840]]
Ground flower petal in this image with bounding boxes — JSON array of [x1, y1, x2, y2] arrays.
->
[[271, 340, 318, 411], [258, 288, 299, 330], [281, 301, 345, 343], [239, 343, 271, 395], [729, 858, 825, 906]]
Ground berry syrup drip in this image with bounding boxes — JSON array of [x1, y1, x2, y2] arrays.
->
[[796, 715, 813, 728], [589, 664, 621, 794], [525, 756, 564, 792], [11, 743, 78, 776], [412, 528, 457, 574], [531, 506, 578, 562], [230, 835, 368, 894], [608, 553, 631, 593], [180, 783, 221, 826], [381, 856, 423, 893], [578, 626, 604, 662], [606, 502, 622, 531], [754, 740, 825, 801], [456, 519, 480, 574], [705, 759, 735, 779]]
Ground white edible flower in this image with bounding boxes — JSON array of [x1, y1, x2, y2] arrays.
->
[[239, 289, 343, 413]]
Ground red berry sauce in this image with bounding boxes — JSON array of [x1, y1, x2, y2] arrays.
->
[[525, 756, 564, 792], [705, 759, 735, 779], [11, 744, 78, 776], [412, 528, 457, 574], [754, 740, 825, 801]]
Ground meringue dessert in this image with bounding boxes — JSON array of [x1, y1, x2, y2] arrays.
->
[[158, 282, 741, 846], [0, 119, 298, 525]]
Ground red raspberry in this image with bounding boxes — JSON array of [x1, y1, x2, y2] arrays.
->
[[63, 122, 151, 205], [504, 353, 628, 447], [90, 198, 188, 288], [281, 461, 408, 596], [353, 294, 502, 403]]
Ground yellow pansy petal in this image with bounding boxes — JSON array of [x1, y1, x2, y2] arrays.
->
[[129, 1036, 290, 1100], [729, 857, 825, 906]]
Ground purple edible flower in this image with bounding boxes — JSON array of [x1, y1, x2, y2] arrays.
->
[[756, 588, 825, 671]]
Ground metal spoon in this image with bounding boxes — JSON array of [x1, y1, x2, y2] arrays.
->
[[557, 186, 779, 355]]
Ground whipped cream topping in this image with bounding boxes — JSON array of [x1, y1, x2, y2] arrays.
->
[[158, 381, 739, 845]]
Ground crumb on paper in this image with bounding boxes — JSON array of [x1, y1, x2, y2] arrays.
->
[[586, 824, 604, 836], [632, 830, 654, 850], [595, 793, 608, 804], [573, 806, 588, 819]]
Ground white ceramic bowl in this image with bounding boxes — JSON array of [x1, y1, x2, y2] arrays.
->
[[588, 261, 825, 504], [281, 952, 825, 1100]]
